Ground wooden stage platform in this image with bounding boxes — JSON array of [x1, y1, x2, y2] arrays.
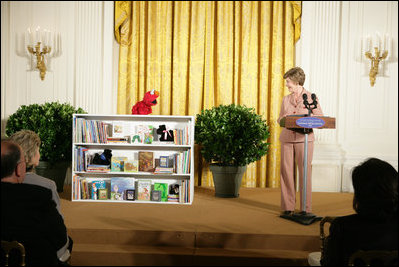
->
[[59, 186, 354, 266]]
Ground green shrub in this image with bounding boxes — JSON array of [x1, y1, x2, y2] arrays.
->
[[195, 104, 270, 166], [5, 102, 86, 164]]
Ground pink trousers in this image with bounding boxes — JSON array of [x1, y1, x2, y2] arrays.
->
[[280, 141, 314, 212]]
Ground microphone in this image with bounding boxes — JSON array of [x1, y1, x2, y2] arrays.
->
[[311, 93, 317, 101], [302, 93, 308, 106], [311, 93, 317, 106]]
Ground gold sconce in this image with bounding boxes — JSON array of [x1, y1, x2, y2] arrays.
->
[[27, 42, 51, 80], [362, 33, 391, 87], [25, 27, 61, 81]]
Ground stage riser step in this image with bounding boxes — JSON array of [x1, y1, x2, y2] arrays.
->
[[70, 245, 310, 266], [69, 229, 195, 248], [69, 229, 320, 251]]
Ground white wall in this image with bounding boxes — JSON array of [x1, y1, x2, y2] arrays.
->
[[296, 1, 398, 192], [2, 1, 398, 192], [1, 1, 119, 137]]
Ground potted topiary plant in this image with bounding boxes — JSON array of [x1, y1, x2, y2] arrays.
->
[[195, 104, 270, 197], [5, 101, 86, 192]]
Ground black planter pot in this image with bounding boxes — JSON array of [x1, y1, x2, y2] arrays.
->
[[35, 161, 71, 192], [209, 165, 247, 198]]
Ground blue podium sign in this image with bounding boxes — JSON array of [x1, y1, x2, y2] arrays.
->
[[296, 117, 325, 128]]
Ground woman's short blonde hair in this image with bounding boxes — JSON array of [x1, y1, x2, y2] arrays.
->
[[283, 67, 306, 86], [9, 130, 41, 171]]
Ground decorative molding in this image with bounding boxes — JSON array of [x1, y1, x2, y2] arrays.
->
[[75, 1, 103, 114], [312, 164, 342, 192], [307, 2, 341, 145], [102, 1, 116, 115]]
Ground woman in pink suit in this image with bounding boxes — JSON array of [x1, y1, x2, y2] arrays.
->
[[277, 67, 323, 216]]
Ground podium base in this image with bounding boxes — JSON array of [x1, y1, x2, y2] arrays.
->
[[280, 211, 322, 225]]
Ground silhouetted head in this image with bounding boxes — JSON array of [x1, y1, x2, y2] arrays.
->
[[1, 139, 26, 183], [352, 158, 398, 220]]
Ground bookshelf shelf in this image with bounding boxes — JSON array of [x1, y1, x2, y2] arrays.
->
[[72, 114, 195, 204], [72, 199, 190, 205], [73, 171, 191, 177], [73, 143, 191, 150]]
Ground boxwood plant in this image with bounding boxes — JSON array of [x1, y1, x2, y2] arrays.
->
[[195, 104, 270, 166], [5, 102, 86, 165]]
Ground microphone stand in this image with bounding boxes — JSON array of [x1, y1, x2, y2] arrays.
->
[[280, 94, 322, 225]]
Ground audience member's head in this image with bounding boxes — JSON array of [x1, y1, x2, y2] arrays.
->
[[352, 157, 398, 219], [9, 130, 41, 172], [1, 139, 26, 182]]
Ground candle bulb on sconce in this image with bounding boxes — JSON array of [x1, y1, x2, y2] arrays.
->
[[366, 35, 371, 52], [384, 35, 392, 61]]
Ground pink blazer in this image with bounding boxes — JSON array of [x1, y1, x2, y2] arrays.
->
[[277, 88, 324, 143]]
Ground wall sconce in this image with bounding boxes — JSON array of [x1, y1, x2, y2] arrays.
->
[[361, 32, 391, 87], [25, 27, 62, 81]]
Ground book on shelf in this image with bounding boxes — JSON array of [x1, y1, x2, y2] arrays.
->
[[80, 179, 89, 199], [167, 195, 179, 202], [74, 146, 89, 172], [171, 149, 191, 174], [137, 179, 152, 201], [152, 127, 159, 142], [168, 183, 180, 202], [173, 126, 190, 145], [138, 151, 154, 172], [91, 180, 107, 200], [130, 134, 142, 144], [73, 175, 80, 200], [111, 157, 128, 172], [110, 177, 135, 201], [151, 190, 162, 201], [136, 125, 154, 144], [153, 167, 174, 174], [125, 189, 135, 201], [124, 159, 138, 172], [85, 153, 94, 171], [107, 137, 129, 144], [98, 188, 108, 200], [159, 156, 168, 168], [86, 164, 110, 173], [74, 118, 112, 143], [112, 121, 134, 138], [155, 155, 175, 169], [153, 183, 168, 202], [180, 179, 190, 203]]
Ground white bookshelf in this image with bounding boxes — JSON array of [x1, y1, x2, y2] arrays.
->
[[71, 114, 195, 205]]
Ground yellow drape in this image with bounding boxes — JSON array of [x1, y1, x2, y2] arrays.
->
[[115, 1, 301, 188]]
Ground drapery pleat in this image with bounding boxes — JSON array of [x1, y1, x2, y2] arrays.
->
[[115, 1, 301, 188]]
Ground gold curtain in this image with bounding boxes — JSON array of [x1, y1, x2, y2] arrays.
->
[[115, 1, 301, 188]]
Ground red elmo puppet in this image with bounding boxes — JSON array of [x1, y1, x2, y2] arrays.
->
[[131, 89, 159, 115]]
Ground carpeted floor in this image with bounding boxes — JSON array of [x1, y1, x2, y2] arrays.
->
[[59, 186, 354, 265], [60, 186, 354, 234]]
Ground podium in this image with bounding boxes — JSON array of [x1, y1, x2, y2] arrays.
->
[[280, 116, 336, 129], [279, 115, 336, 225]]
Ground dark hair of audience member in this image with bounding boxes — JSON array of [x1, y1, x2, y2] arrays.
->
[[1, 140, 22, 179], [352, 157, 398, 220]]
